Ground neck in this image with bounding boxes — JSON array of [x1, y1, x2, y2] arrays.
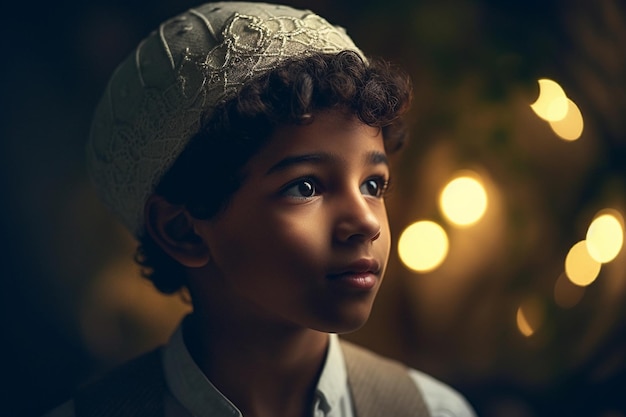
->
[[183, 312, 329, 417]]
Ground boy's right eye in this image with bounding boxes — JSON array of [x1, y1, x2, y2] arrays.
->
[[281, 179, 318, 199]]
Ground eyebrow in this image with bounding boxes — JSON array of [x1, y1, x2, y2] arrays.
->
[[266, 151, 388, 175], [367, 151, 389, 166]]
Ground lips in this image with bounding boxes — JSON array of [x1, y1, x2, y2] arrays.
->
[[328, 258, 381, 278], [327, 258, 381, 291]]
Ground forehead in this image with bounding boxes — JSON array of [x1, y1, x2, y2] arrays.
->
[[248, 110, 385, 170]]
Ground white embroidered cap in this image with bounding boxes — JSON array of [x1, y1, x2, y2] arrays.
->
[[87, 1, 365, 236]]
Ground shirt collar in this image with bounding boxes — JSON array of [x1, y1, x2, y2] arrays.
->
[[163, 323, 242, 417], [315, 333, 349, 414], [162, 321, 349, 417]]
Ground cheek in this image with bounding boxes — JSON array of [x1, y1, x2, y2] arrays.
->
[[278, 218, 329, 268], [209, 208, 329, 279], [380, 219, 391, 247], [260, 208, 329, 264], [377, 209, 392, 265], [380, 225, 391, 264]]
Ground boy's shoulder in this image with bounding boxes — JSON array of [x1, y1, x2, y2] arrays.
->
[[407, 368, 477, 417], [43, 348, 165, 417], [339, 338, 429, 416], [339, 338, 476, 417]]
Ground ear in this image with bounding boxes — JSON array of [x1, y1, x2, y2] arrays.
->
[[144, 194, 211, 268]]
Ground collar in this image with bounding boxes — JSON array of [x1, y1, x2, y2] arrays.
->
[[315, 333, 348, 414], [162, 321, 349, 417], [163, 323, 241, 417]]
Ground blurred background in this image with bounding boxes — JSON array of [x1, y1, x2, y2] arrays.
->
[[2, 0, 625, 416]]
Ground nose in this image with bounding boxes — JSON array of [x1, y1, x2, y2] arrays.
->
[[333, 190, 383, 244]]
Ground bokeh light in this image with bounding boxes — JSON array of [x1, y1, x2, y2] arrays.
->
[[548, 98, 584, 141], [398, 221, 449, 272], [530, 78, 569, 121], [516, 298, 544, 337], [586, 211, 624, 263], [439, 173, 488, 227], [565, 240, 602, 286], [516, 307, 534, 337], [530, 78, 584, 141]]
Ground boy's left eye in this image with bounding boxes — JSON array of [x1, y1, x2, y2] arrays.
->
[[360, 178, 388, 197]]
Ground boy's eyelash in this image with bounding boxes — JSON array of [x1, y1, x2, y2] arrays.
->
[[378, 176, 392, 197], [383, 177, 393, 195]]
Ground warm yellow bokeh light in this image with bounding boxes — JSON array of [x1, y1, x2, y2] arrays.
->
[[516, 298, 545, 337], [398, 221, 449, 272], [516, 307, 534, 337], [549, 98, 584, 141], [565, 241, 602, 286], [586, 212, 624, 263], [439, 174, 488, 227], [530, 79, 569, 121]]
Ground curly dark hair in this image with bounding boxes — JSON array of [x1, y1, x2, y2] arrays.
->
[[135, 51, 412, 294]]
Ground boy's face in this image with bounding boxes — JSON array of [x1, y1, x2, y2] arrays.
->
[[194, 110, 391, 334]]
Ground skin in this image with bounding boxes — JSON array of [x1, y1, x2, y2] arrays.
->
[[148, 109, 392, 417]]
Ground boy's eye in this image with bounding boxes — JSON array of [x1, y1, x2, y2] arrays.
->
[[282, 179, 317, 198], [360, 178, 388, 197]]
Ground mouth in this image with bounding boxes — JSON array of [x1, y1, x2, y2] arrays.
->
[[327, 258, 381, 291]]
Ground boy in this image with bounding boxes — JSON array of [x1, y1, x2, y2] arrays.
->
[[48, 2, 476, 417]]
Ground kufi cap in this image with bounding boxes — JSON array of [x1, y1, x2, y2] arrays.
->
[[87, 1, 365, 236]]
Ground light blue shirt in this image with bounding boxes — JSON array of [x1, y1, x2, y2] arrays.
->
[[46, 325, 476, 417]]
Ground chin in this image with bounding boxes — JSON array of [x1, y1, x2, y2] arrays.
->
[[327, 320, 369, 335], [310, 304, 374, 334]]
